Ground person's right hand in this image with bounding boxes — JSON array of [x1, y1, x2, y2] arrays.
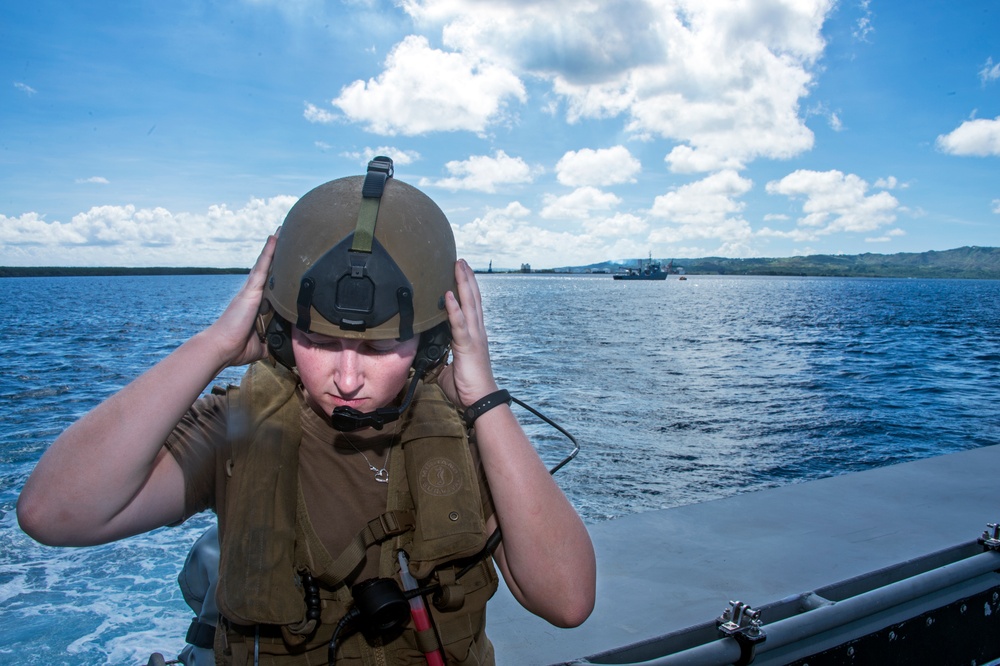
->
[[206, 231, 279, 368]]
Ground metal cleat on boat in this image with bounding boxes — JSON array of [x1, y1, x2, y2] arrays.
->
[[979, 522, 1000, 551], [716, 600, 766, 665]]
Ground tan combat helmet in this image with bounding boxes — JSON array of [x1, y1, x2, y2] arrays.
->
[[263, 156, 456, 374]]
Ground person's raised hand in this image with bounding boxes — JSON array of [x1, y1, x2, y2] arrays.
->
[[437, 259, 500, 409], [206, 231, 279, 368]]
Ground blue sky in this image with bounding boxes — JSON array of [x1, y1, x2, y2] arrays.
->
[[2, 0, 997, 269]]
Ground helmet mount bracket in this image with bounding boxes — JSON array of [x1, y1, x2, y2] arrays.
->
[[293, 156, 415, 340]]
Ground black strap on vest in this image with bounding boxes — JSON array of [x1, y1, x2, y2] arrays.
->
[[185, 618, 216, 650], [300, 494, 415, 589]]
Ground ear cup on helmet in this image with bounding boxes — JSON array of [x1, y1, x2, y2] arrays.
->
[[264, 314, 297, 370], [414, 322, 452, 375]]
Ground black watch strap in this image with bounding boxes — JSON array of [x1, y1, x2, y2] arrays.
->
[[463, 389, 512, 428]]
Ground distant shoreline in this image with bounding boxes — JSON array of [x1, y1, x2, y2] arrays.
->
[[0, 266, 251, 278], [3, 245, 998, 280], [522, 245, 1000, 280]]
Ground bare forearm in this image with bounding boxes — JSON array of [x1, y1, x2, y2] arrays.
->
[[18, 234, 276, 546], [17, 331, 229, 544], [441, 260, 595, 625], [476, 407, 596, 627]]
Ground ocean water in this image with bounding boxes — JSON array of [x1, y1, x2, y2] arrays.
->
[[1, 273, 999, 664]]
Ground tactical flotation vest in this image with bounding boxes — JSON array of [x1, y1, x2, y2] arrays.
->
[[213, 360, 498, 665]]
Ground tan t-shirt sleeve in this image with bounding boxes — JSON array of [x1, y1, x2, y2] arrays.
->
[[164, 392, 228, 519]]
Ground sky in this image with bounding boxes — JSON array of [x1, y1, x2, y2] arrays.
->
[[1, 0, 998, 269]]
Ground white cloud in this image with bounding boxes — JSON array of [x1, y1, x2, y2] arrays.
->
[[805, 101, 844, 134], [632, 0, 827, 164], [853, 0, 874, 42], [452, 201, 531, 255], [582, 212, 648, 238], [936, 116, 1000, 156], [980, 57, 1000, 86], [556, 146, 641, 187], [648, 170, 754, 245], [553, 78, 634, 123], [664, 145, 744, 174], [422, 150, 533, 192], [14, 81, 37, 95], [332, 35, 526, 135], [540, 186, 621, 220], [451, 200, 626, 267], [992, 199, 1000, 214], [405, 0, 663, 83], [0, 197, 296, 267], [75, 176, 110, 185], [303, 102, 338, 124], [764, 169, 900, 240], [374, 1, 834, 168], [865, 228, 905, 243], [650, 170, 752, 222], [0, 212, 85, 247]]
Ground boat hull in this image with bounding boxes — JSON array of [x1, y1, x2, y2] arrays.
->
[[486, 445, 1000, 665]]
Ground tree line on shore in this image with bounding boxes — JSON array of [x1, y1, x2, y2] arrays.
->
[[3, 246, 999, 279], [565, 246, 1000, 279]]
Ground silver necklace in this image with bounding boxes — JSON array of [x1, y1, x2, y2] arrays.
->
[[342, 433, 392, 483]]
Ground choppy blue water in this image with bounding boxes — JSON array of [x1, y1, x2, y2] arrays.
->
[[2, 274, 999, 664]]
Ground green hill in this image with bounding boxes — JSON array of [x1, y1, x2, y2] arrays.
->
[[571, 246, 1000, 279]]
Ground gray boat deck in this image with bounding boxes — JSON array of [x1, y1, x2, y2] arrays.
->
[[486, 444, 1000, 665]]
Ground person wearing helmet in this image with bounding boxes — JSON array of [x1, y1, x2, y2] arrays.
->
[[18, 157, 596, 665]]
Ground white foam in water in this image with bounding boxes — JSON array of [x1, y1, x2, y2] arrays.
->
[[1, 507, 215, 665]]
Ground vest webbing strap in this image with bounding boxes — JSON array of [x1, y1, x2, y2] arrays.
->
[[295, 483, 414, 589]]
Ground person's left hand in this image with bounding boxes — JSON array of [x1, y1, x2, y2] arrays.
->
[[436, 259, 499, 409]]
